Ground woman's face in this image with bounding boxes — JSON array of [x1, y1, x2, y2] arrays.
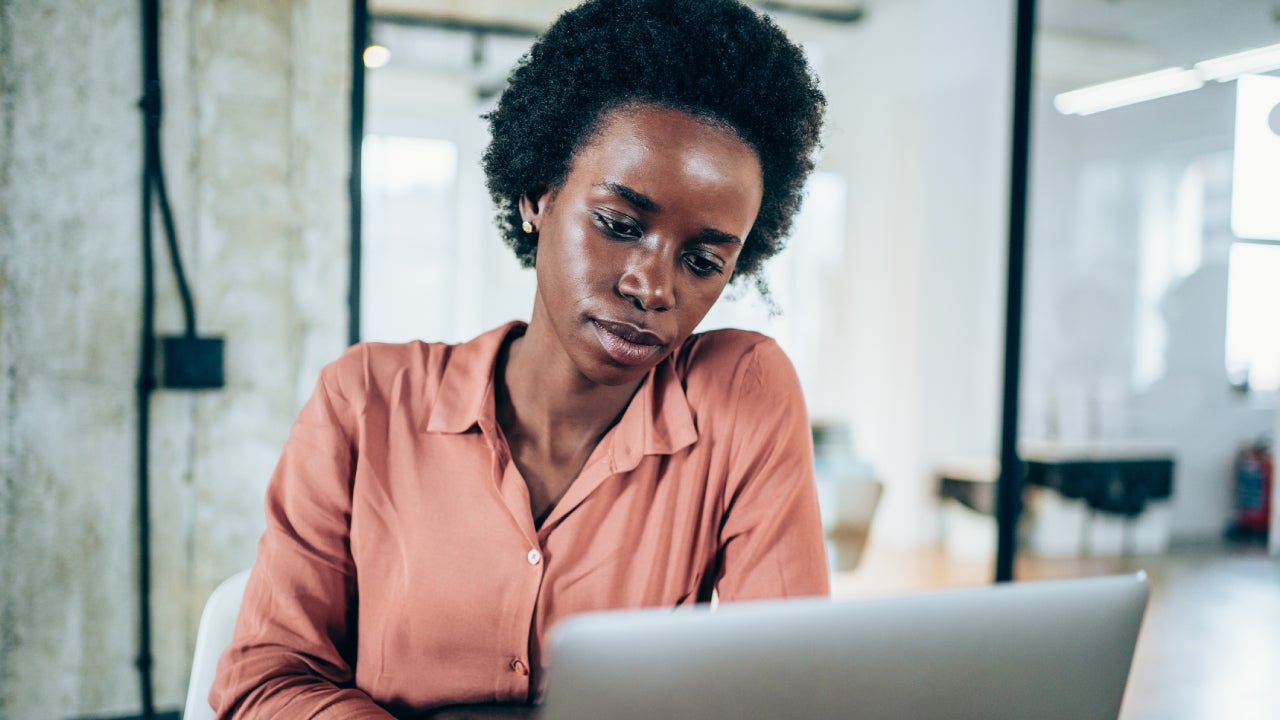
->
[[521, 103, 764, 388]]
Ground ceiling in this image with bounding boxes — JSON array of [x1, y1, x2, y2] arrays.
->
[[372, 0, 1280, 61], [1038, 0, 1280, 70], [369, 0, 1280, 90], [372, 0, 866, 31], [373, 0, 580, 31], [368, 0, 872, 92]]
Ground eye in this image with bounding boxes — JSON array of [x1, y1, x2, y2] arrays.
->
[[683, 251, 724, 278], [593, 212, 642, 240]]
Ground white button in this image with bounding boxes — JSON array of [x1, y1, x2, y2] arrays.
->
[[527, 549, 542, 565]]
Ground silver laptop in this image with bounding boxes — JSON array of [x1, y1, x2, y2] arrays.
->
[[540, 573, 1148, 720]]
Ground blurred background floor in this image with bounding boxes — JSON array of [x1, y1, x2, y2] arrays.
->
[[831, 542, 1280, 720]]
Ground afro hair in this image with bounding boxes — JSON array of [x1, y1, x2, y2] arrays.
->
[[481, 0, 825, 283]]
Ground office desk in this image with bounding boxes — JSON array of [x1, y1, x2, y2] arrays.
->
[[937, 444, 1175, 555], [1021, 446, 1173, 516]]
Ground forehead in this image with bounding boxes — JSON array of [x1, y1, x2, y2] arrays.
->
[[565, 104, 764, 201]]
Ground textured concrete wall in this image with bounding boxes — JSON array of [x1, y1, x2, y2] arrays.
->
[[0, 1, 351, 717]]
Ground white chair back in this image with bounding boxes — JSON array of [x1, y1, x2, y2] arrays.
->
[[183, 569, 251, 720]]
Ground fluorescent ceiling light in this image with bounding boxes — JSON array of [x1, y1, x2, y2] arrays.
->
[[1054, 68, 1203, 115], [1195, 43, 1280, 82]]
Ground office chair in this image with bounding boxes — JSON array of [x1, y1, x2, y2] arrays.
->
[[183, 569, 251, 720]]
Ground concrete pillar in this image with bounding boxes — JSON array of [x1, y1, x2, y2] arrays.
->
[[0, 1, 351, 717]]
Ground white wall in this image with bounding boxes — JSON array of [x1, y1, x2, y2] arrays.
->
[[359, 1, 1016, 551], [800, 0, 1012, 547], [0, 1, 350, 717], [793, 0, 1278, 547], [362, 63, 537, 345], [1025, 71, 1277, 542]]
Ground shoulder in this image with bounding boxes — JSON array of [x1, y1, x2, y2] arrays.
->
[[318, 340, 438, 402], [314, 322, 519, 416], [316, 337, 482, 424], [676, 328, 795, 382], [674, 328, 802, 411]]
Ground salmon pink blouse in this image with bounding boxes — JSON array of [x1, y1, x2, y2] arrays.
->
[[210, 321, 829, 719]]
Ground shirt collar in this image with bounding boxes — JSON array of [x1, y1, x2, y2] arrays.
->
[[610, 354, 698, 472], [424, 321, 698, 461], [424, 321, 523, 435]]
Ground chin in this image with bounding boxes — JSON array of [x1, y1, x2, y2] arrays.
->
[[575, 340, 672, 388], [580, 360, 657, 388]]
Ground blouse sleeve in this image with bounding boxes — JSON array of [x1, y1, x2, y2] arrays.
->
[[210, 350, 394, 720], [715, 338, 830, 602]]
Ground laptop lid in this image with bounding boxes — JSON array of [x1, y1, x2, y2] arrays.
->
[[540, 573, 1148, 720]]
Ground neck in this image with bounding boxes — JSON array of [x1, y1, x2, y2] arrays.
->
[[498, 310, 643, 458]]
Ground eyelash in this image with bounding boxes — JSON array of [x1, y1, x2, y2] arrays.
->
[[683, 252, 723, 278], [593, 212, 725, 278], [594, 212, 642, 240]]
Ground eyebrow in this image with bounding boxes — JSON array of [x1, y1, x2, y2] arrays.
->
[[599, 181, 659, 213], [697, 228, 743, 246], [597, 181, 743, 246]]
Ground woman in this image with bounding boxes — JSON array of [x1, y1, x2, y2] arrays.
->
[[211, 0, 828, 717]]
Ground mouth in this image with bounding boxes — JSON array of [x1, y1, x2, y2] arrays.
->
[[590, 318, 666, 367]]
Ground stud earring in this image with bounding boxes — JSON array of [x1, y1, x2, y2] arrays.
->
[[522, 220, 535, 234]]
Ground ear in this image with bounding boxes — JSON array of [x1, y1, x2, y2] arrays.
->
[[519, 185, 553, 229]]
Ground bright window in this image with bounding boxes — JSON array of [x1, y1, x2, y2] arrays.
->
[[361, 135, 460, 344], [1225, 241, 1280, 392]]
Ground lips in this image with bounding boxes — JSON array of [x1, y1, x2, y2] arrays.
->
[[590, 318, 666, 366]]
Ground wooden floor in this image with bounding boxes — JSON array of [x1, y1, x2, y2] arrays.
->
[[830, 542, 1280, 720]]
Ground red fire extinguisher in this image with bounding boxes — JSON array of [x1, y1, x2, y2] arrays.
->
[[1229, 438, 1273, 540]]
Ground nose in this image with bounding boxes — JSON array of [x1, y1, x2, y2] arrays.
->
[[617, 245, 674, 312]]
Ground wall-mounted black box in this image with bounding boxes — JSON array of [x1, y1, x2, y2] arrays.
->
[[160, 335, 225, 390]]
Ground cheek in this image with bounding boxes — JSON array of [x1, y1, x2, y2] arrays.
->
[[539, 219, 610, 298]]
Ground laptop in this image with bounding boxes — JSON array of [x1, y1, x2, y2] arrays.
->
[[540, 573, 1149, 720]]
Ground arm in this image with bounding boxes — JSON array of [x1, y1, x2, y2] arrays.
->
[[210, 352, 394, 720], [715, 339, 830, 602]]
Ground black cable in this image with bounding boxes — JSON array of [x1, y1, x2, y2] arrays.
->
[[995, 0, 1037, 583], [136, 0, 204, 714], [136, 153, 158, 720], [136, 0, 160, 715], [349, 0, 369, 346], [134, 0, 197, 341], [151, 132, 197, 337]]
